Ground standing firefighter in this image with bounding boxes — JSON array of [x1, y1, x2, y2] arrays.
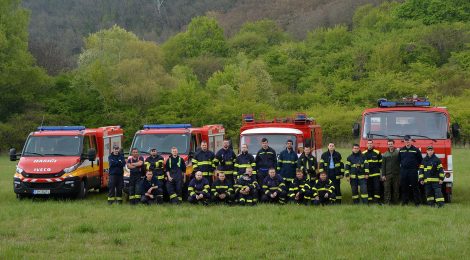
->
[[297, 146, 318, 181], [188, 171, 211, 205], [398, 135, 422, 206], [381, 140, 400, 205], [234, 167, 259, 206], [363, 139, 382, 204], [255, 138, 277, 187], [144, 148, 165, 185], [319, 143, 344, 204], [107, 145, 126, 204], [312, 171, 336, 206], [192, 141, 216, 185], [277, 139, 299, 187], [345, 144, 369, 204], [261, 168, 287, 204], [126, 148, 145, 205], [165, 147, 186, 204], [288, 169, 312, 205], [419, 146, 445, 207], [234, 144, 257, 179], [214, 139, 237, 184]]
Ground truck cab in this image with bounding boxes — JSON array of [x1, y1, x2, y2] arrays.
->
[[11, 126, 123, 199], [239, 113, 323, 158], [354, 98, 459, 202]]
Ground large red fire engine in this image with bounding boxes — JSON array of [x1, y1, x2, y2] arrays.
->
[[239, 113, 323, 158], [11, 126, 124, 199], [353, 97, 460, 202]]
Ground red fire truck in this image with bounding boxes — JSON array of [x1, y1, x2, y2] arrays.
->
[[124, 124, 225, 190], [353, 97, 460, 202], [239, 113, 323, 158], [10, 126, 124, 199]]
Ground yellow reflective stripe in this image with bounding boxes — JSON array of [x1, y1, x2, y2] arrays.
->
[[369, 173, 380, 177], [361, 194, 368, 198], [115, 197, 122, 201], [424, 178, 440, 183], [352, 195, 359, 199], [169, 194, 177, 199], [436, 198, 445, 202], [107, 197, 115, 201], [427, 197, 435, 201]]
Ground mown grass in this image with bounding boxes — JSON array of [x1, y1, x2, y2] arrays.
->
[[0, 148, 469, 259]]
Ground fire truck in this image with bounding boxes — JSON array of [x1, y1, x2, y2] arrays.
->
[[124, 124, 225, 191], [353, 97, 460, 202], [10, 126, 124, 199], [239, 113, 323, 158]]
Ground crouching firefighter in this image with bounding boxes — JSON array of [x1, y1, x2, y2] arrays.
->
[[211, 171, 234, 204], [188, 171, 211, 205], [261, 168, 287, 204], [165, 147, 186, 204], [288, 169, 312, 205], [312, 171, 336, 206], [141, 171, 163, 205], [235, 167, 259, 206]]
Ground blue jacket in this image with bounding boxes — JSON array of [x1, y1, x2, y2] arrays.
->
[[108, 153, 126, 176], [398, 145, 422, 170], [141, 177, 161, 196], [277, 148, 298, 181]]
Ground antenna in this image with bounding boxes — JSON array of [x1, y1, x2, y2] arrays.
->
[[40, 115, 45, 129]]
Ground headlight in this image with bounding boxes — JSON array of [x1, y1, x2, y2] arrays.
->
[[64, 163, 80, 173], [16, 166, 24, 174]]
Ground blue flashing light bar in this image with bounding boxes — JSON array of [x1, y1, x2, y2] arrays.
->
[[143, 124, 192, 129], [243, 115, 254, 122], [378, 99, 431, 108], [295, 113, 307, 120], [37, 126, 86, 131]]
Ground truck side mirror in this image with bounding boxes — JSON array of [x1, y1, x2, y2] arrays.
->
[[9, 148, 17, 161], [451, 123, 460, 138], [88, 148, 97, 161], [352, 123, 360, 138]]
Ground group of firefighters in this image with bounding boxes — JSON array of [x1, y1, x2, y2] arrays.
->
[[107, 136, 445, 207]]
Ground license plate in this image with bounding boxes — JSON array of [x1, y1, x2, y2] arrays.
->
[[33, 190, 50, 195]]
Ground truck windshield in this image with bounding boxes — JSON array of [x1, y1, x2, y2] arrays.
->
[[363, 111, 448, 139], [23, 136, 82, 156], [132, 134, 189, 154], [240, 134, 297, 155]]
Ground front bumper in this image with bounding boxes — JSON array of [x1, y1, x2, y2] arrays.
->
[[13, 177, 81, 195]]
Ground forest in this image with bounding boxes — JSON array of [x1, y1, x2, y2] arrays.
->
[[0, 0, 469, 150]]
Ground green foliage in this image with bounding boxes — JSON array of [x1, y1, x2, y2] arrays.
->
[[395, 0, 470, 25]]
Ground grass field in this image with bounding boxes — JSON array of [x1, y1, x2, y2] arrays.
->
[[1, 148, 469, 259]]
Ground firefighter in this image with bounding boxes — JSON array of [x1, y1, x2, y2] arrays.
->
[[312, 171, 336, 206], [144, 148, 165, 185], [381, 139, 400, 205], [234, 144, 256, 179], [297, 146, 318, 181], [363, 139, 382, 204], [107, 145, 126, 205], [140, 170, 163, 205], [277, 139, 299, 188], [214, 139, 237, 184], [288, 168, 312, 205], [261, 168, 287, 204], [255, 138, 277, 187], [319, 143, 344, 204], [192, 141, 216, 185], [419, 146, 445, 207], [188, 171, 211, 205], [234, 167, 259, 206], [165, 147, 186, 204], [345, 144, 369, 204], [211, 171, 235, 204], [126, 148, 145, 205], [398, 135, 422, 206]]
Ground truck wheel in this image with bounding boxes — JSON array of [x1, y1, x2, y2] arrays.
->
[[445, 193, 452, 203], [75, 180, 87, 199], [16, 193, 25, 200]]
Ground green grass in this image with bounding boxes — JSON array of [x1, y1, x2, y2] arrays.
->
[[1, 148, 469, 259]]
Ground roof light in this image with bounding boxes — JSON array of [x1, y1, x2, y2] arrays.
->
[[243, 114, 254, 123], [37, 126, 86, 131], [378, 98, 431, 108], [143, 124, 192, 129]]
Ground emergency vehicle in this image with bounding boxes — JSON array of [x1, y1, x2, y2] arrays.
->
[[239, 113, 323, 158], [123, 124, 225, 189], [353, 97, 460, 202], [10, 126, 124, 199]]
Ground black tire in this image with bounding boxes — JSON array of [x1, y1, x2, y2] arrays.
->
[[445, 192, 452, 203], [16, 193, 25, 200], [75, 180, 87, 199]]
